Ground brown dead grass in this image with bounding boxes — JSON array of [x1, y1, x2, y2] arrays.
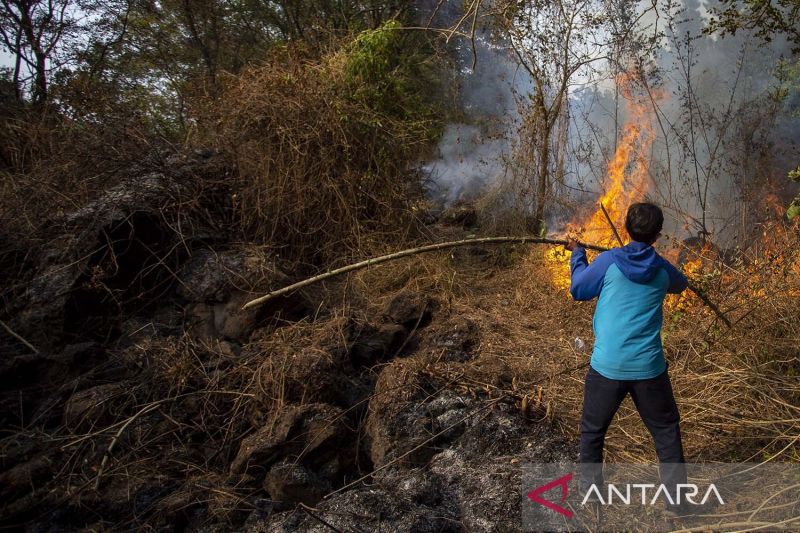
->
[[311, 218, 799, 467], [195, 45, 440, 268], [7, 223, 797, 529], [347, 221, 799, 464], [411, 230, 800, 464]]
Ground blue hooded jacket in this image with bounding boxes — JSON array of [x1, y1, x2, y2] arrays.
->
[[570, 241, 688, 380]]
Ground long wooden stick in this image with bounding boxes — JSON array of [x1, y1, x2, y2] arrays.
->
[[241, 236, 732, 328], [599, 202, 624, 246], [685, 281, 731, 327], [242, 237, 603, 310]]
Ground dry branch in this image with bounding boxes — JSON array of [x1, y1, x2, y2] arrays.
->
[[242, 236, 604, 310], [599, 202, 623, 246], [0, 319, 40, 353], [242, 237, 730, 327]]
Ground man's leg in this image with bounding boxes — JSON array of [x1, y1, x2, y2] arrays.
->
[[629, 368, 687, 504], [580, 366, 627, 492]]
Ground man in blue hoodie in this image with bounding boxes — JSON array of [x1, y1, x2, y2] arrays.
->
[[566, 202, 689, 507]]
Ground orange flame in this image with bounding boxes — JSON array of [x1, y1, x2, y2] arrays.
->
[[547, 77, 657, 289], [543, 77, 800, 316]]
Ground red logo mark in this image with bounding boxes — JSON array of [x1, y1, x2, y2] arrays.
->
[[527, 472, 574, 518]]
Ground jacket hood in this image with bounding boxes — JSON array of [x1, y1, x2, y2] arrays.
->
[[610, 241, 662, 283]]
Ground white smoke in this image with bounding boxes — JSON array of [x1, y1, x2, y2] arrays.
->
[[421, 32, 529, 206], [422, 123, 508, 204], [415, 0, 531, 207], [418, 0, 800, 238]]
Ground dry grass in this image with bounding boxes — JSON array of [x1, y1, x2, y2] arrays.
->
[[264, 222, 799, 466], [0, 105, 171, 244], [195, 41, 441, 268], [430, 227, 800, 465], [3, 216, 797, 528]]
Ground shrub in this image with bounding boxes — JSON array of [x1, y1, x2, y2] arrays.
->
[[202, 22, 444, 266]]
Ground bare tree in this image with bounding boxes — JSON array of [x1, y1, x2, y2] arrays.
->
[[494, 0, 613, 232], [0, 0, 75, 103], [615, 0, 789, 246]]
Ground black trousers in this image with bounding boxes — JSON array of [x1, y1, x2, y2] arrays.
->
[[579, 365, 686, 498]]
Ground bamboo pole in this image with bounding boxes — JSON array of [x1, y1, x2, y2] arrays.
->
[[242, 237, 604, 310], [242, 236, 732, 328]]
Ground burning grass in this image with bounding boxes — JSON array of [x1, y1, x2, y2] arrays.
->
[[467, 226, 800, 465]]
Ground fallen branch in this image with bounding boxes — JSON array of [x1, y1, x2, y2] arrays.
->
[[241, 236, 731, 328], [243, 237, 602, 310]]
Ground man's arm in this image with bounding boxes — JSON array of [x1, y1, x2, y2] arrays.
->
[[568, 243, 613, 301], [659, 257, 689, 294]]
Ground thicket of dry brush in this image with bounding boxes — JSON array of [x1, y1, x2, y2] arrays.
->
[[196, 26, 445, 266]]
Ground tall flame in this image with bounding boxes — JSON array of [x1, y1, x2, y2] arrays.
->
[[581, 90, 655, 246], [547, 78, 657, 289]]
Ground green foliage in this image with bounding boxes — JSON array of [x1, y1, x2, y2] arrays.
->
[[342, 20, 441, 132], [204, 27, 446, 264], [789, 165, 800, 220], [345, 20, 403, 85], [707, 0, 800, 51], [37, 0, 415, 138], [788, 199, 800, 220]]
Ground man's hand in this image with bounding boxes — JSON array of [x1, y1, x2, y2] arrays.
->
[[565, 238, 579, 252]]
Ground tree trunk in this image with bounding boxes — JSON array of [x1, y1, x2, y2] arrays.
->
[[33, 50, 47, 103], [533, 126, 551, 234], [526, 89, 552, 235]]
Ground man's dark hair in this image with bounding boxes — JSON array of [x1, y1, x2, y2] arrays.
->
[[625, 202, 663, 244]]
